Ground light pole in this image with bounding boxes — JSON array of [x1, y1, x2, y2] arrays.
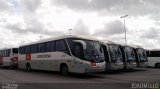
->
[[120, 15, 128, 44], [68, 29, 72, 35], [39, 36, 42, 40]]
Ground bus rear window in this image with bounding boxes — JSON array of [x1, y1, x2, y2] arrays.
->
[[13, 48, 18, 53]]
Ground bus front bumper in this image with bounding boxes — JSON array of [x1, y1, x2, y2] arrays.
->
[[2, 62, 18, 67], [126, 62, 137, 69], [106, 62, 124, 70], [85, 63, 106, 73], [138, 62, 148, 68]]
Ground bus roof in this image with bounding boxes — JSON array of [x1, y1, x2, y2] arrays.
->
[[20, 35, 100, 47], [129, 45, 143, 49], [149, 49, 160, 51], [0, 48, 18, 51], [100, 40, 122, 45]]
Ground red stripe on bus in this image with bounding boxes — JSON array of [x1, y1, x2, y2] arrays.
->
[[26, 53, 31, 61]]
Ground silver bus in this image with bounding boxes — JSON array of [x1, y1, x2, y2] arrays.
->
[[147, 49, 160, 68], [18, 35, 105, 75], [120, 44, 137, 69], [101, 41, 124, 71], [0, 48, 18, 68], [131, 45, 148, 68]]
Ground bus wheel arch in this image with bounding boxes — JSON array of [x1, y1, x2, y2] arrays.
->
[[26, 63, 31, 71], [0, 63, 3, 69], [60, 63, 69, 75], [155, 63, 160, 68]]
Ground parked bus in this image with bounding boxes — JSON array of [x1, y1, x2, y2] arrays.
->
[[131, 45, 148, 68], [18, 35, 106, 75], [147, 49, 160, 68], [120, 44, 137, 69], [0, 48, 18, 68], [101, 41, 124, 71]]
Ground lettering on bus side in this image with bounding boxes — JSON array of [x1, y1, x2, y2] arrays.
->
[[37, 54, 51, 58]]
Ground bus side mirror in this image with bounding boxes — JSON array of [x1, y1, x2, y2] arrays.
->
[[73, 40, 86, 50]]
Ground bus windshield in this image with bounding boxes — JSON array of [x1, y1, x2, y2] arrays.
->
[[67, 38, 105, 63], [124, 47, 136, 61], [137, 49, 147, 62], [109, 44, 123, 62]]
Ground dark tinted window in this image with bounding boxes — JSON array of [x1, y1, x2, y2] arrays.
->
[[25, 46, 30, 53], [12, 48, 18, 53], [31, 44, 37, 53], [37, 43, 45, 53], [73, 43, 83, 59], [148, 51, 160, 57], [1, 51, 3, 56], [46, 41, 55, 52], [55, 40, 68, 52], [19, 47, 25, 54], [7, 49, 10, 57]]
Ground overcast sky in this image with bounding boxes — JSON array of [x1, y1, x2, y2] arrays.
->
[[0, 0, 160, 49]]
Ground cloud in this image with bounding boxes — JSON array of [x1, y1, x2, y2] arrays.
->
[[18, 0, 41, 14], [5, 19, 63, 36], [140, 28, 160, 39], [0, 0, 10, 12], [72, 20, 90, 35], [52, 0, 160, 16], [94, 20, 124, 36]]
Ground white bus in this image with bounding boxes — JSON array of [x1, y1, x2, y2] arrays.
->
[[0, 48, 18, 68], [101, 41, 124, 71], [147, 49, 160, 68], [18, 35, 106, 75], [131, 45, 148, 68], [120, 45, 137, 69]]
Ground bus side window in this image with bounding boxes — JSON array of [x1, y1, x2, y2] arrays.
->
[[149, 51, 160, 57], [46, 41, 55, 52], [31, 45, 37, 53], [4, 50, 6, 57], [55, 40, 69, 54], [2, 50, 4, 57], [19, 47, 25, 54], [73, 43, 83, 59], [25, 46, 31, 54], [3, 50, 5, 57], [37, 43, 45, 53], [7, 49, 10, 57]]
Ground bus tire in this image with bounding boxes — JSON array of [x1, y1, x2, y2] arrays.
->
[[0, 64, 3, 69], [60, 64, 69, 75], [155, 63, 160, 68], [13, 66, 18, 69], [26, 63, 31, 71]]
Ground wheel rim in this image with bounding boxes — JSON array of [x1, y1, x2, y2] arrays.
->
[[155, 64, 160, 68], [26, 65, 31, 71], [0, 64, 2, 68], [61, 65, 68, 75], [158, 64, 160, 68]]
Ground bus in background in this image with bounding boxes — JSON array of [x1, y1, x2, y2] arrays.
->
[[147, 49, 160, 68], [101, 41, 124, 71], [120, 44, 137, 69], [18, 35, 105, 75], [131, 45, 148, 68], [0, 48, 18, 68]]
